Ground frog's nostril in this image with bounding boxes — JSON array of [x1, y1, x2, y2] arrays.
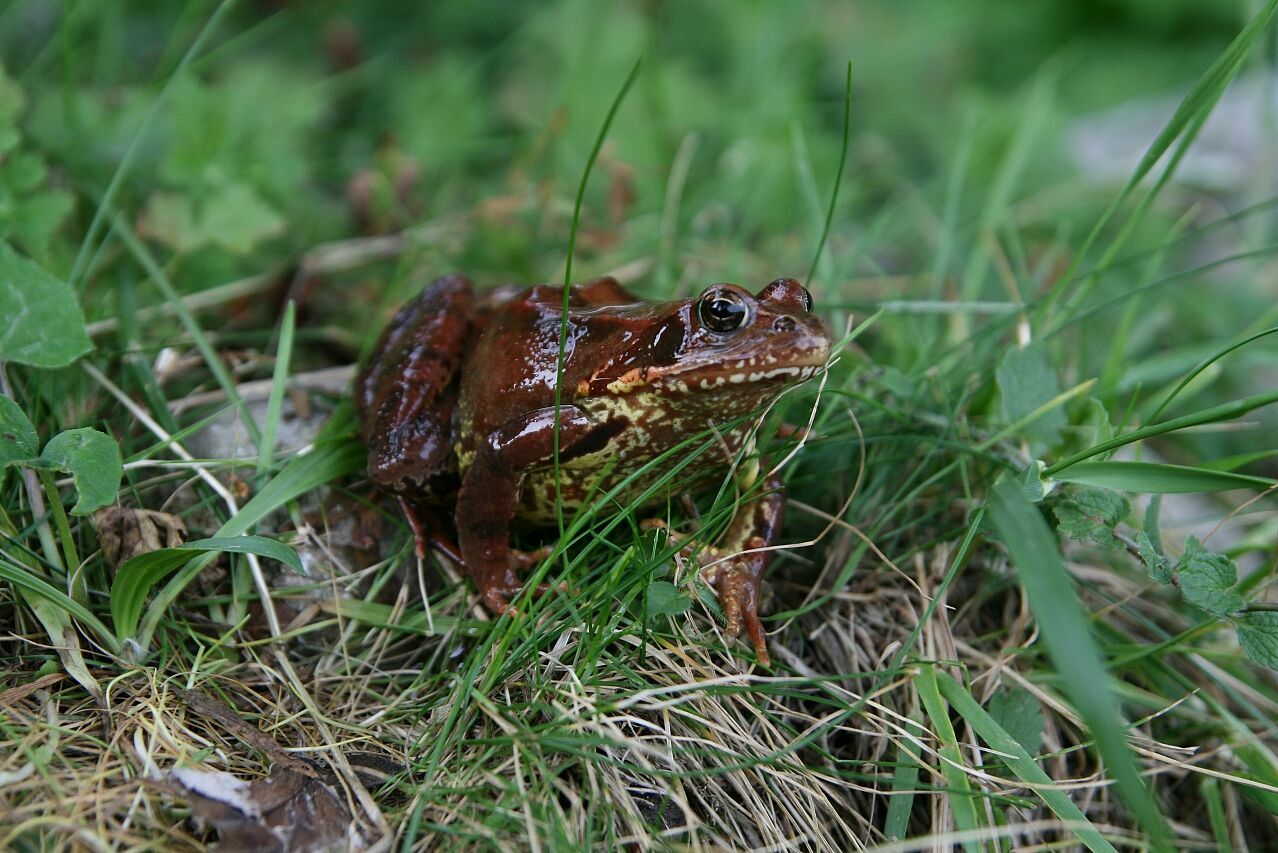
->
[[773, 316, 796, 333]]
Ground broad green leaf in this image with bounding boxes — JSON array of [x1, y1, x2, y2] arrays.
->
[[0, 394, 38, 465], [34, 428, 122, 515], [1051, 486, 1129, 549], [111, 535, 304, 643], [1236, 611, 1278, 670], [987, 480, 1168, 844], [7, 189, 74, 257], [645, 580, 691, 619], [936, 670, 1117, 853], [987, 686, 1044, 756], [0, 242, 92, 367], [1055, 461, 1275, 494], [997, 344, 1066, 446], [1176, 537, 1244, 617]]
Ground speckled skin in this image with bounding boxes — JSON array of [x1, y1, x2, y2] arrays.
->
[[357, 274, 829, 663]]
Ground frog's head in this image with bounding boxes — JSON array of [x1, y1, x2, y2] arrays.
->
[[587, 278, 830, 411]]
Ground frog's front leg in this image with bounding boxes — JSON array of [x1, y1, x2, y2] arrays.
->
[[455, 406, 600, 614], [646, 472, 785, 666], [704, 476, 784, 666]]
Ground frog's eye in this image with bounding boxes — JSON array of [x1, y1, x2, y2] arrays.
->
[[698, 288, 751, 333], [801, 287, 814, 312]]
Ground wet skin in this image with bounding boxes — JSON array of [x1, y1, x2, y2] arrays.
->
[[356, 274, 830, 664]]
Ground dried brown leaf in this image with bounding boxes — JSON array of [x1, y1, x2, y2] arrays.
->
[[92, 506, 187, 570]]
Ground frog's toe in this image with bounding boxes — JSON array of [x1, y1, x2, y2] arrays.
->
[[483, 586, 515, 615], [509, 544, 554, 571], [707, 558, 770, 667]]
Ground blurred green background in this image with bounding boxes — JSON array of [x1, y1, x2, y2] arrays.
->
[[1, 0, 1273, 467]]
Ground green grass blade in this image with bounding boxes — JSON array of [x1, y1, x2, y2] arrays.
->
[[258, 301, 297, 475], [915, 665, 983, 852], [1044, 387, 1278, 476], [884, 733, 922, 841], [132, 411, 364, 651], [108, 213, 262, 446], [805, 60, 853, 288], [935, 670, 1119, 853], [1054, 461, 1276, 494], [0, 554, 121, 656], [1057, 0, 1278, 310], [552, 57, 643, 543], [987, 480, 1170, 847], [1148, 325, 1278, 422]]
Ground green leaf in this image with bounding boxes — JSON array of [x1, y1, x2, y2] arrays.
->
[[8, 189, 74, 257], [26, 594, 101, 700], [139, 191, 200, 253], [997, 344, 1066, 446], [1176, 536, 1244, 617], [0, 394, 38, 465], [645, 580, 691, 619], [1137, 531, 1173, 584], [1236, 611, 1278, 670], [33, 428, 122, 515], [987, 480, 1168, 844], [1020, 459, 1052, 503], [1051, 486, 1129, 549], [0, 241, 92, 367], [987, 686, 1044, 756], [199, 182, 285, 255], [1054, 461, 1275, 493], [112, 535, 304, 643]]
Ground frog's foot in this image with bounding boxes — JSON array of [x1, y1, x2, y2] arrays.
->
[[701, 541, 770, 667], [476, 554, 564, 616], [643, 518, 772, 666], [644, 514, 771, 665]]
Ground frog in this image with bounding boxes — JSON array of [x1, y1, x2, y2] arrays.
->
[[356, 273, 830, 664]]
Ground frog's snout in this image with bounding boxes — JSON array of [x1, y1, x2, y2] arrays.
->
[[773, 316, 797, 333]]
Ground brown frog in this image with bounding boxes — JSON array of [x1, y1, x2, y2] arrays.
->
[[356, 274, 829, 664]]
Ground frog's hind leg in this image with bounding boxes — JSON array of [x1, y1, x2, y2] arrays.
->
[[396, 497, 463, 564], [359, 274, 473, 496]]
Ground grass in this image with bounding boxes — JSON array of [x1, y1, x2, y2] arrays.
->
[[4, 0, 1278, 849]]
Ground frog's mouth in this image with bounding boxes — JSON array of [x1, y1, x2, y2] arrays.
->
[[648, 351, 829, 394]]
